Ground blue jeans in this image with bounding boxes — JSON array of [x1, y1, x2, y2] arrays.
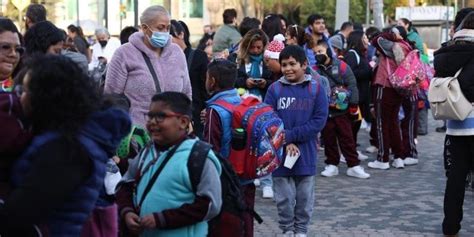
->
[[260, 174, 272, 187], [273, 175, 315, 234]]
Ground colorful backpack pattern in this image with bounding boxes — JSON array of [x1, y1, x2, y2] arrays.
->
[[329, 86, 352, 110], [116, 126, 150, 159], [388, 49, 428, 91], [212, 97, 284, 179]]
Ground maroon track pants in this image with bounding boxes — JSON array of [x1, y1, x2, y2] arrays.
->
[[322, 114, 360, 167]]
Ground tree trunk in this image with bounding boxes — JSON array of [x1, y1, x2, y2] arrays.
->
[[373, 0, 384, 29]]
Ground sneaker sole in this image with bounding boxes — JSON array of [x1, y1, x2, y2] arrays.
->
[[346, 173, 370, 179], [368, 164, 390, 170]]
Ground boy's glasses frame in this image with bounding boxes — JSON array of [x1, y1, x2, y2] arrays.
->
[[144, 111, 183, 123]]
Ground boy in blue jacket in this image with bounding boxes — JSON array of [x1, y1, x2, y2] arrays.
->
[[264, 45, 329, 236]]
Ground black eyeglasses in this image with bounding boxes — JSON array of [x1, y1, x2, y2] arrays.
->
[[144, 111, 183, 122], [0, 43, 24, 55]]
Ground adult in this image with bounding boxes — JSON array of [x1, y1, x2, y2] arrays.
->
[[212, 8, 242, 54], [170, 20, 208, 138], [334, 21, 354, 50], [434, 11, 474, 237], [305, 14, 331, 67], [24, 3, 46, 31], [0, 54, 130, 236], [67, 24, 91, 61], [88, 27, 121, 71], [24, 21, 64, 56], [227, 17, 261, 62], [119, 26, 138, 45], [0, 18, 30, 200], [104, 5, 191, 127]]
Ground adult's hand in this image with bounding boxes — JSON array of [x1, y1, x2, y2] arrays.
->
[[246, 78, 258, 88], [140, 214, 157, 229], [125, 212, 142, 234]]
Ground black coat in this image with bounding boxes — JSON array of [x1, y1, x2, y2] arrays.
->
[[235, 62, 273, 98], [344, 50, 372, 104], [185, 47, 209, 137], [434, 42, 474, 102]]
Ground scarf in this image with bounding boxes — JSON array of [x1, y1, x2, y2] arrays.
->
[[248, 54, 263, 98]]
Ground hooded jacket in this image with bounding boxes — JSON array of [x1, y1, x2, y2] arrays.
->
[[434, 29, 474, 136], [264, 74, 328, 176], [104, 32, 192, 127], [0, 108, 130, 236]]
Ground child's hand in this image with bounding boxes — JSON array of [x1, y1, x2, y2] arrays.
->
[[286, 143, 300, 157], [112, 156, 121, 164], [140, 214, 157, 229]]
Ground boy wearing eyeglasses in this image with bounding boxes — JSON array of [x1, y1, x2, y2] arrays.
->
[[116, 92, 222, 237]]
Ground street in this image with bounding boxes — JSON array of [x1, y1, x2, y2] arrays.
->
[[254, 114, 474, 237]]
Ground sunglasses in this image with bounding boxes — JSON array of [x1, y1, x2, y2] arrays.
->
[[144, 111, 183, 122], [0, 43, 24, 55]]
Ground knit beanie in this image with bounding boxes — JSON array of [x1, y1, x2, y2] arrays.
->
[[264, 34, 285, 59]]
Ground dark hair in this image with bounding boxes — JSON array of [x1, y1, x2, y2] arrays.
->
[[460, 11, 474, 30], [238, 29, 268, 65], [239, 17, 261, 36], [286, 24, 306, 46], [197, 33, 214, 50], [277, 14, 288, 28], [151, 92, 192, 117], [223, 9, 237, 24], [0, 17, 20, 35], [170, 19, 186, 42], [207, 59, 237, 90], [315, 39, 333, 59], [24, 21, 65, 55], [25, 54, 99, 135], [307, 14, 324, 26], [454, 8, 474, 30], [26, 4, 47, 24], [279, 45, 307, 65], [119, 26, 138, 44], [340, 21, 353, 31], [365, 26, 381, 41], [101, 94, 131, 112], [353, 22, 363, 31], [67, 24, 89, 48], [178, 20, 192, 48], [346, 30, 366, 56], [394, 26, 416, 49], [399, 18, 412, 31], [262, 14, 284, 40]]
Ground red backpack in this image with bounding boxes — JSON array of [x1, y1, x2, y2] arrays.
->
[[213, 97, 284, 179]]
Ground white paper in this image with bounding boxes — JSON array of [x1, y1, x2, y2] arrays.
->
[[284, 153, 300, 169]]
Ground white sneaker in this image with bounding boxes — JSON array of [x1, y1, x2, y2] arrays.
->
[[347, 165, 371, 179], [392, 158, 405, 169], [321, 165, 339, 177], [366, 145, 378, 153], [357, 151, 369, 160], [262, 186, 274, 199], [368, 160, 390, 170], [253, 179, 260, 187], [283, 231, 295, 237], [340, 154, 346, 163], [404, 157, 419, 166], [295, 234, 307, 237]]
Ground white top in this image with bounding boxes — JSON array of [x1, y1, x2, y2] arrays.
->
[[88, 37, 121, 71]]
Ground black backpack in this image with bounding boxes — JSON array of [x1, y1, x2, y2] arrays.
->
[[187, 141, 262, 235]]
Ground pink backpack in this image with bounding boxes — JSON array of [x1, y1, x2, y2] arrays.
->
[[388, 49, 428, 92]]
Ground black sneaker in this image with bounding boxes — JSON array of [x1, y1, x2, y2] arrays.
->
[[436, 126, 447, 133]]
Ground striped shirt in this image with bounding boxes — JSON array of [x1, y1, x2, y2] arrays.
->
[[447, 108, 474, 136]]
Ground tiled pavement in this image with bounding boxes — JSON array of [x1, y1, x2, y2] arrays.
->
[[254, 115, 474, 237]]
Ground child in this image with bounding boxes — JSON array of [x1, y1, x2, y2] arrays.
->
[[116, 92, 222, 237], [203, 59, 255, 237], [313, 40, 371, 179], [264, 45, 329, 236]]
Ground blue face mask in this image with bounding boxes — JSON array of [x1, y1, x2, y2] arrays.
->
[[146, 26, 169, 48]]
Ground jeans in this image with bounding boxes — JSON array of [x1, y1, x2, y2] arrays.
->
[[260, 174, 272, 188], [273, 175, 315, 234]]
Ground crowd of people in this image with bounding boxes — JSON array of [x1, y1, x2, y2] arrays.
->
[[0, 2, 473, 237]]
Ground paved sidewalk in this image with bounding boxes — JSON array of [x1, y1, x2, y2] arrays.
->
[[254, 116, 474, 237]]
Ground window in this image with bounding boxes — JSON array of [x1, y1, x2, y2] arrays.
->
[[181, 0, 203, 18]]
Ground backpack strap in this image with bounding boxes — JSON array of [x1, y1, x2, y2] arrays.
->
[[308, 79, 320, 98], [212, 99, 236, 113], [187, 141, 212, 193], [348, 49, 360, 65], [141, 52, 161, 93]]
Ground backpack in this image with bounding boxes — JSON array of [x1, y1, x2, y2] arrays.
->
[[318, 61, 352, 111], [116, 125, 150, 159], [187, 141, 262, 236], [387, 49, 425, 92], [211, 97, 284, 179]]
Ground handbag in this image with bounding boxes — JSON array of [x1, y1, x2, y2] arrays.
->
[[428, 68, 473, 120]]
